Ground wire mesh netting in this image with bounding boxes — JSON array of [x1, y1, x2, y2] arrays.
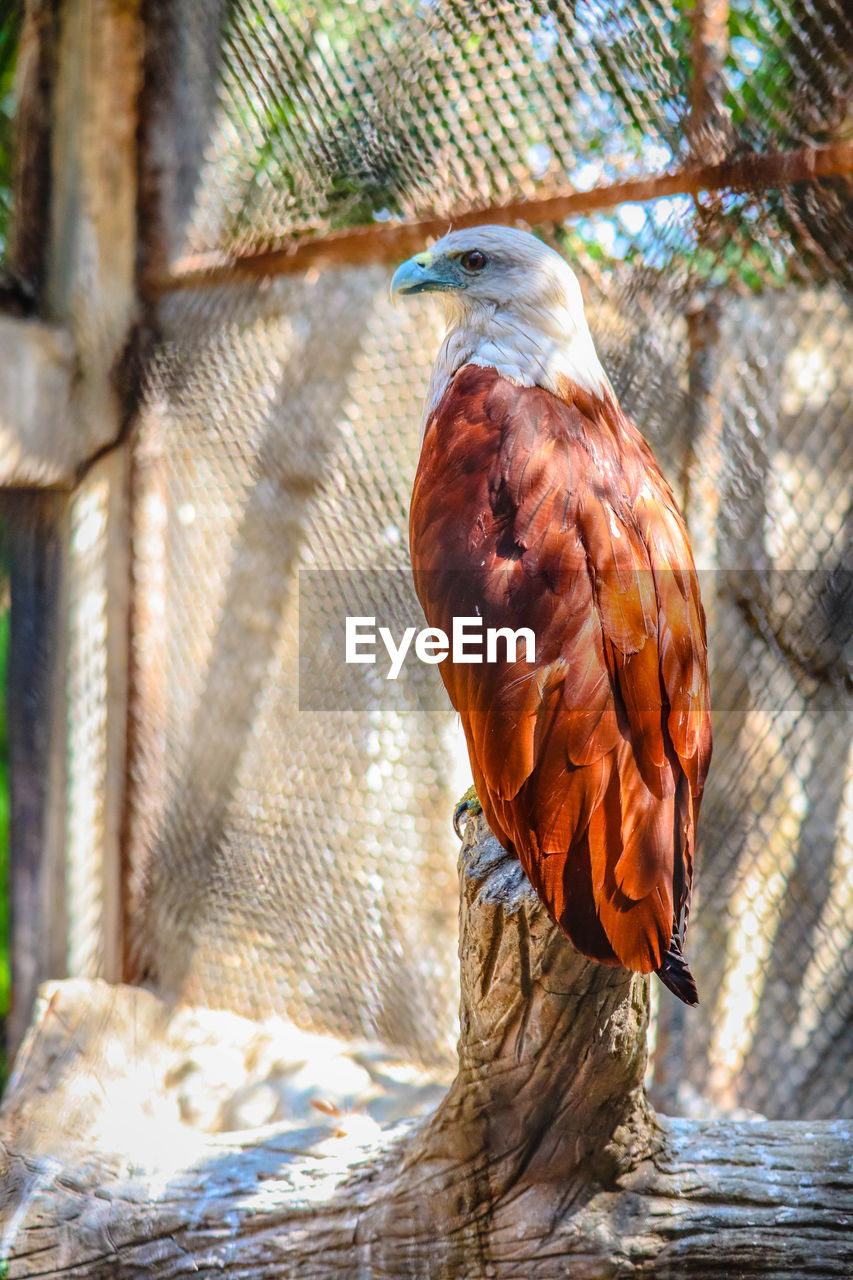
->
[[128, 273, 461, 1064], [167, 0, 853, 257], [113, 0, 853, 1123]]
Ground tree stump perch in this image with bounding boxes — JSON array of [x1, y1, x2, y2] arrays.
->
[[1, 812, 851, 1277]]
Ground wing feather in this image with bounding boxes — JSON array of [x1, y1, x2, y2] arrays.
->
[[410, 364, 711, 981]]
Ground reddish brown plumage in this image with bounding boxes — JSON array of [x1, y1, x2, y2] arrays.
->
[[409, 364, 711, 1001]]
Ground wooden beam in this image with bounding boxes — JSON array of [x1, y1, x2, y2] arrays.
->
[[3, 0, 143, 485], [648, 5, 730, 1105], [61, 449, 130, 987], [146, 141, 853, 294], [45, 0, 142, 463], [3, 0, 142, 1057], [2, 449, 130, 1056], [2, 491, 70, 1058], [8, 0, 143, 475], [689, 0, 731, 161], [10, 0, 61, 298], [0, 317, 76, 487]]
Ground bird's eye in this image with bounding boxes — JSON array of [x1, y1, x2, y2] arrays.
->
[[460, 249, 488, 273]]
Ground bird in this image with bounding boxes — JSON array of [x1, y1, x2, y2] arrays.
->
[[391, 225, 712, 1005]]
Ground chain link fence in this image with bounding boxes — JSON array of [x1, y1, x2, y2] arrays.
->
[[106, 0, 853, 1122]]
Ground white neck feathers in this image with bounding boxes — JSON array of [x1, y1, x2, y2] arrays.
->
[[423, 297, 611, 429]]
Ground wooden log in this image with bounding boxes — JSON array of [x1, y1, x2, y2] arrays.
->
[[1, 813, 851, 1277]]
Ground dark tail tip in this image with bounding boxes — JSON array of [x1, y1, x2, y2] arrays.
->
[[655, 937, 699, 1007]]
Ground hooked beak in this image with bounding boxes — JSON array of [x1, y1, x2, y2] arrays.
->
[[390, 250, 454, 299]]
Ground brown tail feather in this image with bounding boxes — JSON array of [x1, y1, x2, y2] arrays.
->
[[656, 936, 698, 1006]]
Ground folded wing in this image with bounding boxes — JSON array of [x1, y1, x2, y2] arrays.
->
[[410, 364, 711, 982]]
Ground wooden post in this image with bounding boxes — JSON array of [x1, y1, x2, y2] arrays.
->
[[680, 0, 729, 550], [2, 0, 142, 1056], [648, 0, 730, 1117], [688, 0, 731, 164], [1, 492, 69, 1056]]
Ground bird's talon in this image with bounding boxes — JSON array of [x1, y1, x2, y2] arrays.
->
[[453, 786, 482, 839], [453, 803, 468, 840]]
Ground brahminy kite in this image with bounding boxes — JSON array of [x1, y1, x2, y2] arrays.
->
[[392, 226, 711, 1005]]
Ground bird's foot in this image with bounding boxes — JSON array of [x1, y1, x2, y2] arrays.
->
[[453, 785, 482, 840]]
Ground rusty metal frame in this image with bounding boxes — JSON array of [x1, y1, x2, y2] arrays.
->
[[146, 141, 853, 295]]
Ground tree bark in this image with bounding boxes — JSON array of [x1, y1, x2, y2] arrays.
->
[[1, 813, 851, 1278]]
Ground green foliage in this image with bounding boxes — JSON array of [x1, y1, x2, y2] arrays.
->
[[216, 0, 847, 292], [0, 0, 21, 262]]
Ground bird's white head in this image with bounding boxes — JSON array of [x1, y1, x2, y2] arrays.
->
[[391, 225, 610, 417]]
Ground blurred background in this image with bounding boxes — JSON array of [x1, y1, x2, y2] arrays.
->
[[0, 0, 850, 1131]]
